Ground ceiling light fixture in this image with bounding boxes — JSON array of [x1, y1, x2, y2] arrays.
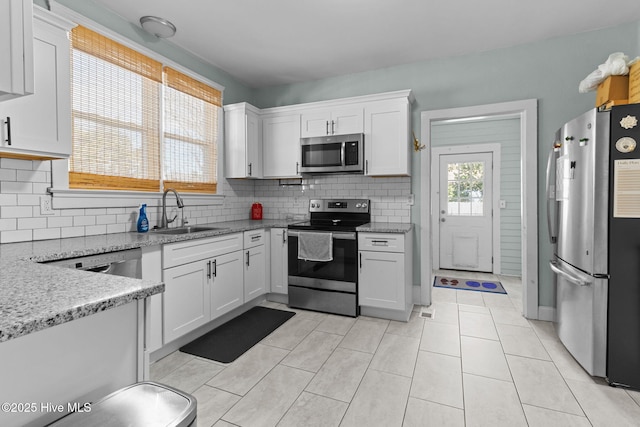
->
[[139, 16, 176, 38]]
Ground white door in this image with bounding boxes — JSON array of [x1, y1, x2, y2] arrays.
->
[[439, 152, 493, 272]]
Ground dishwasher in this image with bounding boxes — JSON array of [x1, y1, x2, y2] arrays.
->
[[46, 248, 142, 279]]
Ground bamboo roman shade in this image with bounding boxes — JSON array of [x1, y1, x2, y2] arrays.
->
[[69, 26, 219, 194], [163, 67, 219, 193]]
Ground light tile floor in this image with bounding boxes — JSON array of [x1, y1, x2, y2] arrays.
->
[[150, 270, 640, 426]]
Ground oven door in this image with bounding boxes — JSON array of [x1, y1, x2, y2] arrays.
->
[[300, 141, 344, 172], [287, 230, 357, 292]]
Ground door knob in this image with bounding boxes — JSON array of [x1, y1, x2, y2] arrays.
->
[[441, 210, 446, 214], [441, 218, 446, 222]]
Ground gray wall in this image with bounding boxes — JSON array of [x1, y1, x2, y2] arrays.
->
[[431, 117, 521, 276]]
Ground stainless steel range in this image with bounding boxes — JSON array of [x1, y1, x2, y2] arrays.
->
[[288, 198, 370, 316]]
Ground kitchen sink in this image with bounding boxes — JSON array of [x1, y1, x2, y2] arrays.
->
[[151, 226, 225, 235]]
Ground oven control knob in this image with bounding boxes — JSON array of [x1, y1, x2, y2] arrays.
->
[[361, 203, 368, 209], [356, 203, 362, 208]]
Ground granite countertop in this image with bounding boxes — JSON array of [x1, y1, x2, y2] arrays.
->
[[0, 219, 295, 343], [357, 222, 414, 234]]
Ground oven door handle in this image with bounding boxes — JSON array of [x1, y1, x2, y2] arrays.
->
[[287, 230, 356, 240]]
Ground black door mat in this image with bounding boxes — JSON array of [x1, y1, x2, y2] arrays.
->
[[179, 306, 295, 363], [434, 275, 507, 294]]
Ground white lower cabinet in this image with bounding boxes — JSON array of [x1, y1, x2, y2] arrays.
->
[[163, 259, 211, 343], [162, 233, 245, 344], [244, 245, 266, 300], [243, 229, 266, 301], [358, 232, 413, 321], [269, 228, 288, 294], [210, 250, 244, 318]]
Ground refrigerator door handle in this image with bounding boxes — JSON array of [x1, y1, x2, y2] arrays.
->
[[546, 147, 558, 244], [549, 260, 591, 286]]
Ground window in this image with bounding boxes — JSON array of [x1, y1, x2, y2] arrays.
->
[[69, 26, 220, 194], [447, 161, 485, 216]]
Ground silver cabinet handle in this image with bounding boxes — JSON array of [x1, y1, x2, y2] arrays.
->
[[207, 260, 212, 279], [248, 162, 252, 176], [331, 120, 335, 135], [371, 240, 389, 246], [251, 235, 260, 241], [246, 250, 250, 267], [365, 160, 368, 174], [212, 259, 217, 277], [359, 253, 362, 269], [282, 230, 287, 244], [546, 147, 558, 244], [296, 162, 299, 174], [326, 121, 329, 135]]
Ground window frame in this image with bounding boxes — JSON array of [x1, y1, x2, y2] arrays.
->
[[50, 4, 225, 209]]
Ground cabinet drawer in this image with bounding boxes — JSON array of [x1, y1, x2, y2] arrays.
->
[[244, 229, 265, 248], [358, 233, 405, 253], [163, 233, 243, 268]]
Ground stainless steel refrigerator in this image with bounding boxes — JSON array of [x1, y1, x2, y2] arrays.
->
[[547, 104, 640, 388]]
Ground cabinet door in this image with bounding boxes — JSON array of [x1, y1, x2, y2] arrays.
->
[[301, 107, 363, 137], [0, 11, 71, 159], [262, 114, 301, 178], [245, 110, 262, 178], [0, 0, 33, 101], [244, 245, 266, 301], [332, 106, 363, 135], [301, 110, 331, 137], [163, 260, 210, 343], [225, 105, 262, 178], [270, 228, 288, 294], [359, 250, 405, 310], [211, 251, 244, 319], [364, 100, 410, 176]]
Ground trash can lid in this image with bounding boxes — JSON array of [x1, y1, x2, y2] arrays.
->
[[50, 381, 196, 427]]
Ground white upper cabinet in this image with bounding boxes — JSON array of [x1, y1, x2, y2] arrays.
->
[[0, 7, 73, 160], [262, 113, 301, 178], [301, 106, 363, 137], [224, 102, 262, 178], [0, 0, 34, 102], [364, 98, 411, 176]]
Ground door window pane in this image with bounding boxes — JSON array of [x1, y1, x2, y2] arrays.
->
[[447, 162, 484, 216]]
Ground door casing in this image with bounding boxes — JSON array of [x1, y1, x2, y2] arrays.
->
[[420, 99, 538, 320]]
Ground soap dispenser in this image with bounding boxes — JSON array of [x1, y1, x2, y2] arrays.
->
[[137, 204, 149, 233]]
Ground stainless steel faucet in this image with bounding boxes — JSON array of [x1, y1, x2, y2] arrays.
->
[[161, 188, 184, 229]]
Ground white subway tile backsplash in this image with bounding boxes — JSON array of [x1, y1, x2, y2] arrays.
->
[[0, 194, 17, 206], [33, 228, 61, 241], [73, 216, 96, 227], [1, 206, 33, 218], [48, 216, 73, 228], [1, 181, 33, 193], [0, 158, 33, 170], [1, 158, 411, 243], [0, 218, 17, 231], [1, 229, 33, 243], [85, 225, 107, 236], [18, 217, 47, 230], [60, 226, 85, 238], [0, 169, 16, 181]]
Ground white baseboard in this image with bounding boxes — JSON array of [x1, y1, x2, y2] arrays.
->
[[537, 305, 556, 322]]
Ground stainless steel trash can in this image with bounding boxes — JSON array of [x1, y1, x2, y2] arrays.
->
[[49, 382, 196, 427]]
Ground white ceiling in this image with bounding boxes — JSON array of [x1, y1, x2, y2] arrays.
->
[[88, 0, 640, 88]]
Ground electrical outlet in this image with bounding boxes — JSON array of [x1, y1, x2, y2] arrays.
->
[[407, 194, 415, 206], [40, 195, 55, 216]]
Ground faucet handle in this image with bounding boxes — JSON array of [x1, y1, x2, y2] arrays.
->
[[167, 213, 178, 224], [182, 217, 189, 227]]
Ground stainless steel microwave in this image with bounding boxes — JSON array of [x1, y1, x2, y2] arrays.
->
[[300, 133, 364, 174]]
